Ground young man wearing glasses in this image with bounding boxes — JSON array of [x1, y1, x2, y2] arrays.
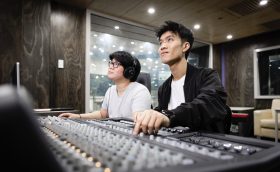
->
[[59, 51, 152, 120]]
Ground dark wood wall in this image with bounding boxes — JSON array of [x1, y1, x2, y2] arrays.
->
[[22, 0, 51, 108], [49, 2, 85, 112], [2, 0, 278, 112], [0, 0, 22, 86], [0, 0, 86, 112], [213, 30, 280, 109]]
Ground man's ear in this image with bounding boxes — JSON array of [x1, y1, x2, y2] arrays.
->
[[182, 41, 190, 53]]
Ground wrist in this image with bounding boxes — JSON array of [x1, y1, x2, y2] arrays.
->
[[79, 114, 82, 118], [161, 110, 175, 127]]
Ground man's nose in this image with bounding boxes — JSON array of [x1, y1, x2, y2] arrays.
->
[[160, 44, 167, 50]]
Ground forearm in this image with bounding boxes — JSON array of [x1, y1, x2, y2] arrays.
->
[[80, 111, 103, 120]]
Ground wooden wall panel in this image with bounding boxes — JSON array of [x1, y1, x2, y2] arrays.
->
[[50, 2, 86, 112], [213, 30, 280, 109], [0, 0, 22, 84], [212, 45, 221, 75], [0, 0, 86, 112], [22, 0, 50, 108]]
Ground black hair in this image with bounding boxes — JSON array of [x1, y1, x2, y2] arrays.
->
[[109, 51, 141, 82], [155, 20, 194, 59]]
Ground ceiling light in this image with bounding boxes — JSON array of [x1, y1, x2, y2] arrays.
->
[[226, 34, 233, 39], [259, 0, 268, 6], [148, 7, 155, 14], [114, 26, 119, 30], [194, 24, 200, 30]]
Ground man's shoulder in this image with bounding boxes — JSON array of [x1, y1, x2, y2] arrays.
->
[[186, 64, 219, 83], [192, 65, 217, 76], [106, 85, 115, 93], [131, 82, 150, 92], [191, 64, 215, 72]]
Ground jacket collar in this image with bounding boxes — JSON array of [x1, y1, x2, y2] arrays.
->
[[167, 62, 196, 85], [161, 63, 196, 108], [186, 63, 196, 82]]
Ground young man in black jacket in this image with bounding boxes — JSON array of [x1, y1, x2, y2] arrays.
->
[[133, 21, 231, 135]]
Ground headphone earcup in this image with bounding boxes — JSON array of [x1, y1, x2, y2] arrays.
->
[[124, 67, 135, 79]]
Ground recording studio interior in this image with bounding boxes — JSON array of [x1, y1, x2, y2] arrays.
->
[[1, 0, 280, 171]]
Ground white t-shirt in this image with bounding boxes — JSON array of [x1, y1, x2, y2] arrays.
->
[[168, 75, 185, 110], [102, 82, 151, 119]]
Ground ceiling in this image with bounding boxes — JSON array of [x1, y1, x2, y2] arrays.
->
[[54, 0, 280, 44]]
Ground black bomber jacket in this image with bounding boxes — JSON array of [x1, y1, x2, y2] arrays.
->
[[154, 63, 231, 133]]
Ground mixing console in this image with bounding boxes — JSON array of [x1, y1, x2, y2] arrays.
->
[[1, 85, 280, 172], [39, 116, 280, 172]]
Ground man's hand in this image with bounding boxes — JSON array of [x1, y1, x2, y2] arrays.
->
[[133, 109, 170, 135], [58, 113, 80, 119]]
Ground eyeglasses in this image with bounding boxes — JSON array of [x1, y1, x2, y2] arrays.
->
[[108, 60, 121, 68]]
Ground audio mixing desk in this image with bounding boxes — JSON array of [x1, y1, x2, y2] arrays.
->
[[39, 116, 280, 172], [1, 85, 280, 172]]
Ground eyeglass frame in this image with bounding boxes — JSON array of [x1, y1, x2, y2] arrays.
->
[[108, 60, 122, 68]]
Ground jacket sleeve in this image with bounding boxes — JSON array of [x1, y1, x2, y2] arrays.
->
[[169, 69, 229, 133], [154, 85, 163, 112]]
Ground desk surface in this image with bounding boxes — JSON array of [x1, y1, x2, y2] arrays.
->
[[230, 107, 255, 111], [34, 109, 79, 116]]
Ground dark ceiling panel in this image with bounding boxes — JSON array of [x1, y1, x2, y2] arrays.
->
[[261, 19, 280, 30], [227, 0, 262, 16], [53, 0, 280, 44], [52, 0, 93, 9]]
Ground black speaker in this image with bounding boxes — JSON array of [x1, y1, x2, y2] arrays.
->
[[123, 58, 137, 79], [0, 85, 64, 172]]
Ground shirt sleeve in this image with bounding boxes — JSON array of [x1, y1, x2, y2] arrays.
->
[[101, 87, 111, 110], [131, 86, 152, 112]]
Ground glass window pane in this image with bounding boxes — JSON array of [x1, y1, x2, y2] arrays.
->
[[89, 14, 211, 111], [90, 30, 169, 110]]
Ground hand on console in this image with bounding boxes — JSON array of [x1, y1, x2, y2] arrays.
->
[[133, 109, 170, 135], [58, 113, 80, 119]]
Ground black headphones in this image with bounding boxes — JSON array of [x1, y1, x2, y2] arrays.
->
[[123, 57, 137, 79]]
